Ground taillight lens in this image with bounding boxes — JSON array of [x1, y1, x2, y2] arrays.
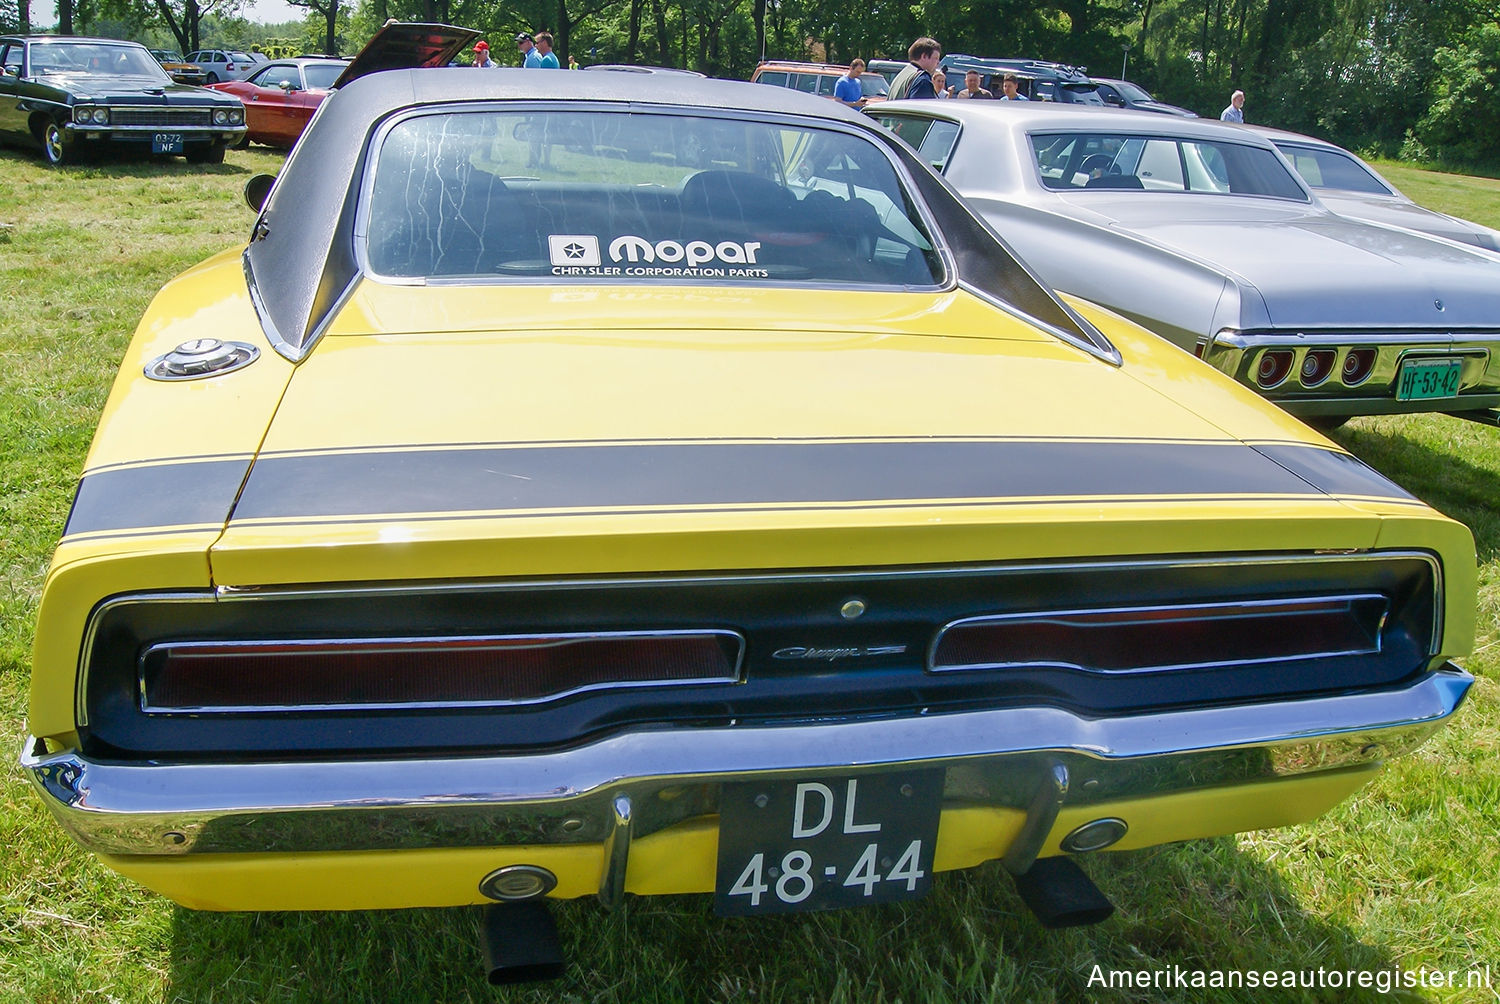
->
[[142, 631, 742, 712], [1255, 350, 1294, 388], [1343, 348, 1377, 385], [930, 595, 1387, 675], [1300, 349, 1336, 386]]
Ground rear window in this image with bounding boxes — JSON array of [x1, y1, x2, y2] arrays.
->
[[1275, 143, 1394, 196], [1031, 131, 1308, 199], [302, 62, 344, 89], [363, 109, 944, 288]]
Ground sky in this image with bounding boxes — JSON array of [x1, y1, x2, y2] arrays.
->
[[33, 0, 308, 29]]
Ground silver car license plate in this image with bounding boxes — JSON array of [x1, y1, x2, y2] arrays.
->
[[1396, 358, 1461, 401]]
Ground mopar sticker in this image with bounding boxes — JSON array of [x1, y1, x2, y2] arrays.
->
[[547, 234, 770, 278]]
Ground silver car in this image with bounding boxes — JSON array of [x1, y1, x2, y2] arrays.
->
[[872, 101, 1500, 427], [184, 48, 259, 83], [1256, 125, 1500, 253]]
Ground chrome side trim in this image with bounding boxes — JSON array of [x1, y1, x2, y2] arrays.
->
[[137, 629, 747, 714], [25, 667, 1472, 857]]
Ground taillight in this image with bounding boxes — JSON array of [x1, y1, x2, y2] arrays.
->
[[1342, 348, 1377, 385], [1300, 349, 1336, 386], [1255, 349, 1294, 388], [930, 595, 1387, 675], [142, 631, 743, 712]]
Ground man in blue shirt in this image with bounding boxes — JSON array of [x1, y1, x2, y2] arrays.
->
[[834, 58, 867, 107], [1220, 90, 1245, 122], [535, 32, 561, 68], [517, 32, 543, 68], [997, 73, 1028, 100]]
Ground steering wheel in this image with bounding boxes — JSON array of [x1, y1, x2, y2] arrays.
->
[[1078, 153, 1114, 178]]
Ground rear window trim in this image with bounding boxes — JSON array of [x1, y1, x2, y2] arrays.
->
[[351, 99, 955, 293]]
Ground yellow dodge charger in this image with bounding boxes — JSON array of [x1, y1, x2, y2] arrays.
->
[[21, 60, 1474, 982]]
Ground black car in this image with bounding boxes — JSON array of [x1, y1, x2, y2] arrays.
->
[[938, 56, 1105, 103], [0, 35, 246, 165], [1090, 77, 1196, 117]]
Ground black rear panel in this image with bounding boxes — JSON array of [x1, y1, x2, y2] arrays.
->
[[78, 554, 1439, 761]]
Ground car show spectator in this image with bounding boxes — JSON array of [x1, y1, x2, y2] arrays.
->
[[1220, 89, 1245, 122], [834, 58, 867, 107], [956, 69, 992, 99], [516, 32, 542, 67], [997, 73, 1028, 100], [887, 37, 941, 100], [535, 32, 560, 68], [932, 69, 952, 97], [472, 40, 495, 67]]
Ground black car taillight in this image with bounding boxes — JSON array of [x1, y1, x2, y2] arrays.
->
[[141, 631, 742, 712], [930, 595, 1387, 675]]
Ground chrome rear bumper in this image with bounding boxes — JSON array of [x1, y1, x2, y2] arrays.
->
[[1206, 330, 1500, 416], [22, 667, 1471, 859]]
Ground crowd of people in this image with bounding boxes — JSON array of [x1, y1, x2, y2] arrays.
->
[[466, 28, 1251, 119], [471, 31, 571, 69], [831, 35, 1250, 121]]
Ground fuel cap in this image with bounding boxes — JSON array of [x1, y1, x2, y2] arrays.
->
[[145, 338, 259, 381]]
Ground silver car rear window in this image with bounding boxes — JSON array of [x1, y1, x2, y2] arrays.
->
[[1031, 131, 1308, 199], [362, 108, 944, 288]]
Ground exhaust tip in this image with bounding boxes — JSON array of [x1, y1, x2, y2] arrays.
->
[[480, 901, 566, 985], [1010, 856, 1115, 929]]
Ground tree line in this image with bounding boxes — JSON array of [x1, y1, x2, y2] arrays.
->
[[4, 0, 1498, 168]]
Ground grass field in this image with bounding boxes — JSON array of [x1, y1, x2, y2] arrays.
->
[[1, 146, 1497, 1004]]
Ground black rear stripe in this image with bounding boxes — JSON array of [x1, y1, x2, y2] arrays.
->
[[59, 440, 1408, 538]]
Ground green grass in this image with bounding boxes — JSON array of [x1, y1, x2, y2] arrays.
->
[[2, 146, 1499, 1003]]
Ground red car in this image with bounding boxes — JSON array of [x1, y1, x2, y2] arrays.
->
[[210, 56, 349, 148]]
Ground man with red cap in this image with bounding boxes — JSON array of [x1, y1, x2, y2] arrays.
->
[[472, 40, 495, 67]]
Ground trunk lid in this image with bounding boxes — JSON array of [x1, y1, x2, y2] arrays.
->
[[207, 284, 1388, 586]]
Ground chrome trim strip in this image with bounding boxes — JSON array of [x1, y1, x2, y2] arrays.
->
[[928, 593, 1389, 676], [1216, 330, 1500, 349], [28, 667, 1472, 857], [75, 550, 1445, 728], [138, 629, 747, 714]]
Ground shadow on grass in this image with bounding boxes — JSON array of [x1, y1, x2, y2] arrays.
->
[[1331, 418, 1500, 562], [0, 146, 253, 177], [163, 839, 1419, 1003]]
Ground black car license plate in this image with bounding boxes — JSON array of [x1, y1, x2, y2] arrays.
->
[[152, 133, 183, 154], [714, 768, 944, 916]]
